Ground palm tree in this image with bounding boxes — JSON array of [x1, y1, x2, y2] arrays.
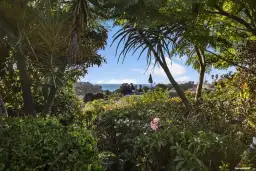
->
[[113, 24, 192, 111], [29, 5, 107, 116], [0, 0, 107, 116]]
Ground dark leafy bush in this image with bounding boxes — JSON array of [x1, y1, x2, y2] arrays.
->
[[103, 90, 112, 96], [51, 87, 84, 120], [0, 117, 103, 171], [179, 81, 195, 91], [154, 83, 170, 90], [84, 93, 94, 103], [141, 86, 150, 93], [84, 93, 105, 103], [118, 83, 132, 95]]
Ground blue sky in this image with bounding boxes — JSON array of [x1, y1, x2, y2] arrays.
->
[[80, 22, 235, 84]]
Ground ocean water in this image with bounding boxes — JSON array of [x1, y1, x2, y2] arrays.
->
[[97, 84, 150, 92]]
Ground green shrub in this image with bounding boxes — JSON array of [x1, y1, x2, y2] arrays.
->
[[80, 99, 106, 128], [95, 102, 248, 170], [94, 99, 188, 171], [93, 88, 255, 171], [51, 87, 84, 119], [116, 83, 132, 95], [154, 83, 170, 90], [0, 117, 103, 171]]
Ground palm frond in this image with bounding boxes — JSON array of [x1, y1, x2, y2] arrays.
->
[[112, 24, 181, 69]]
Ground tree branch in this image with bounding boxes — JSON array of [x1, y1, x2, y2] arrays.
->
[[213, 5, 256, 36], [195, 46, 205, 66], [206, 50, 256, 75]]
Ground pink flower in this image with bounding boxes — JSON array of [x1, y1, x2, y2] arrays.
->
[[150, 117, 160, 131]]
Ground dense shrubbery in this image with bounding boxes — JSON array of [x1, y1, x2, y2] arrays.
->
[[112, 84, 150, 96], [115, 83, 132, 95], [51, 87, 84, 119], [1, 72, 256, 170], [0, 117, 103, 171], [154, 83, 171, 90], [2, 72, 255, 171], [88, 82, 256, 171], [83, 93, 105, 103]]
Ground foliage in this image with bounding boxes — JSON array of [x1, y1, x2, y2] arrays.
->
[[50, 86, 84, 119], [180, 81, 195, 91], [141, 85, 150, 92], [0, 70, 84, 118], [112, 17, 192, 110], [0, 117, 103, 171], [116, 83, 132, 95], [154, 83, 171, 90], [0, 0, 107, 116], [2, 0, 256, 170], [92, 88, 256, 170], [83, 93, 104, 104]]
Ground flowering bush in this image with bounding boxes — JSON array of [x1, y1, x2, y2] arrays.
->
[[150, 117, 160, 130], [93, 88, 256, 171]]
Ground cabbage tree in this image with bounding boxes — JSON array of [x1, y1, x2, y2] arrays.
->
[[113, 24, 192, 111], [0, 0, 107, 116]]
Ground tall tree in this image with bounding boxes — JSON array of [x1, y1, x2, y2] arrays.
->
[[104, 0, 256, 101], [0, 0, 107, 116], [0, 0, 36, 116], [28, 3, 107, 116], [148, 74, 153, 88], [194, 47, 206, 101], [113, 24, 192, 111]]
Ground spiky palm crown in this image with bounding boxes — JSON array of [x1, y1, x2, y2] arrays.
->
[[0, 0, 107, 71]]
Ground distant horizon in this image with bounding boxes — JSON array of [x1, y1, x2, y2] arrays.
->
[[77, 82, 152, 85], [77, 81, 196, 85], [95, 83, 152, 85]]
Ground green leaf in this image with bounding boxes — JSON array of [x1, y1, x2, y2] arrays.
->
[[174, 156, 184, 162], [188, 142, 194, 150], [195, 158, 203, 167], [176, 161, 185, 171], [170, 146, 177, 150]]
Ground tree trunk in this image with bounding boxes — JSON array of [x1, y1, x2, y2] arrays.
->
[[138, 30, 192, 111], [195, 66, 205, 101], [0, 95, 7, 116], [161, 64, 192, 111], [157, 45, 192, 112], [42, 86, 58, 116], [195, 46, 206, 102], [16, 54, 36, 116], [0, 95, 7, 127], [42, 65, 66, 116]]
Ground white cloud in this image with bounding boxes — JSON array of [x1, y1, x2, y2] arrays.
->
[[131, 57, 193, 83], [96, 80, 104, 84], [131, 68, 144, 74], [157, 76, 191, 84], [132, 57, 187, 78], [152, 58, 186, 77], [176, 76, 191, 83], [96, 79, 137, 84]]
